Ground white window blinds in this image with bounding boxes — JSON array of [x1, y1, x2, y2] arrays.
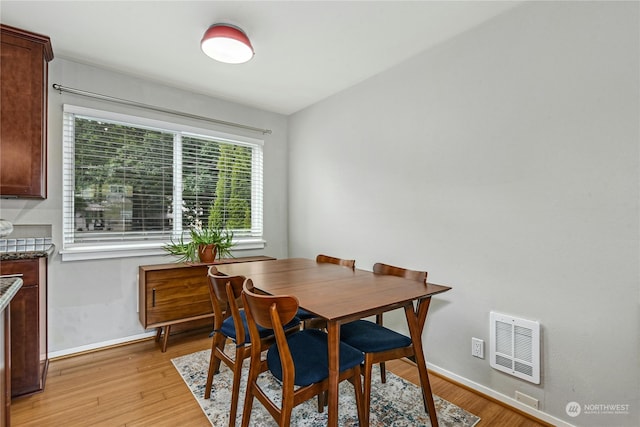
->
[[62, 105, 263, 257]]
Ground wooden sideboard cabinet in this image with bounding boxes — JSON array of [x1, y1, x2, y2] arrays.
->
[[0, 24, 53, 198], [138, 256, 275, 352], [0, 258, 48, 398]]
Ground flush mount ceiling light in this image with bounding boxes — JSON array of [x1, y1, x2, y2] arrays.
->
[[201, 24, 254, 64]]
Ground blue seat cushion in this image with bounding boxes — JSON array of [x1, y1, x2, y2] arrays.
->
[[219, 311, 300, 344], [340, 320, 412, 353], [267, 329, 364, 387], [295, 308, 317, 320]]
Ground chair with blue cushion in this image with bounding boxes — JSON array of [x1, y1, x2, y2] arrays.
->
[[240, 278, 366, 427], [204, 266, 301, 427], [339, 262, 428, 424]]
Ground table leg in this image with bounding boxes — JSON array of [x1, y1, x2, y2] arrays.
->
[[326, 320, 340, 427], [404, 299, 438, 427]]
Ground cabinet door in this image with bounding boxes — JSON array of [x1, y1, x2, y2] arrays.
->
[[0, 259, 42, 397], [0, 25, 53, 198], [7, 286, 39, 396], [144, 266, 212, 326]]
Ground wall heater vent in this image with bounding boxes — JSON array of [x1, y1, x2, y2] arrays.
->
[[490, 311, 540, 384]]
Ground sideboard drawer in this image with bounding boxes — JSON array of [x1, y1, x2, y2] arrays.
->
[[143, 266, 212, 325]]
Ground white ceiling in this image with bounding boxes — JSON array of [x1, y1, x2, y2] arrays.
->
[[1, 1, 520, 115]]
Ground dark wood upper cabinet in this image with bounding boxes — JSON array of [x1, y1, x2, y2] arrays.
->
[[0, 24, 53, 199]]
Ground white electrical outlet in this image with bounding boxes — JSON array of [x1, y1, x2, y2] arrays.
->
[[471, 337, 484, 358]]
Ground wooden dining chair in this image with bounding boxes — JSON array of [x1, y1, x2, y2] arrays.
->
[[205, 267, 301, 427], [240, 278, 366, 427], [372, 262, 427, 381], [339, 262, 428, 424]]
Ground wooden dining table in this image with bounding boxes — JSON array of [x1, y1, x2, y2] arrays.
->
[[217, 257, 451, 427]]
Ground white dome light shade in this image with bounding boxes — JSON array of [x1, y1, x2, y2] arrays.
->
[[201, 24, 254, 64]]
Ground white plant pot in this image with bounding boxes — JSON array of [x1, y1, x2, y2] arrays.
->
[[0, 219, 13, 237]]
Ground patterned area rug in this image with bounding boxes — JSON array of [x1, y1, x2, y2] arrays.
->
[[172, 348, 480, 427]]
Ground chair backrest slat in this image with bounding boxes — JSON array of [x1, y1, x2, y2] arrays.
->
[[208, 266, 248, 344], [208, 266, 246, 304], [242, 278, 299, 329], [373, 262, 427, 284], [316, 254, 356, 270]]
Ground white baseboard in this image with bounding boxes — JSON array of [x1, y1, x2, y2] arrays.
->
[[48, 331, 157, 359], [426, 362, 574, 427]]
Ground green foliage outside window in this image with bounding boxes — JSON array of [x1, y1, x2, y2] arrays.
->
[[208, 144, 252, 230], [72, 116, 254, 240]]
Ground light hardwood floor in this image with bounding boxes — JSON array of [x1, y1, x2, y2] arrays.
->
[[11, 329, 551, 426]]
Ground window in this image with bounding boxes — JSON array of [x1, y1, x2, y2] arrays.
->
[[62, 105, 263, 260]]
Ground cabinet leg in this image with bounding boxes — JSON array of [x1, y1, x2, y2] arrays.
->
[[155, 327, 162, 342], [161, 325, 171, 352]]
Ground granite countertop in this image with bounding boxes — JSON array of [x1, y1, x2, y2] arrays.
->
[[0, 276, 23, 312]]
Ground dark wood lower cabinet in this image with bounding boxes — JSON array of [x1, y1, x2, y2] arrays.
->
[[0, 258, 48, 399]]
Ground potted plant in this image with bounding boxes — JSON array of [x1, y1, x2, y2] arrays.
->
[[163, 223, 234, 263]]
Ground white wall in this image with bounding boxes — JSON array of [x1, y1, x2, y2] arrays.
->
[[0, 58, 289, 353], [288, 2, 638, 426]]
